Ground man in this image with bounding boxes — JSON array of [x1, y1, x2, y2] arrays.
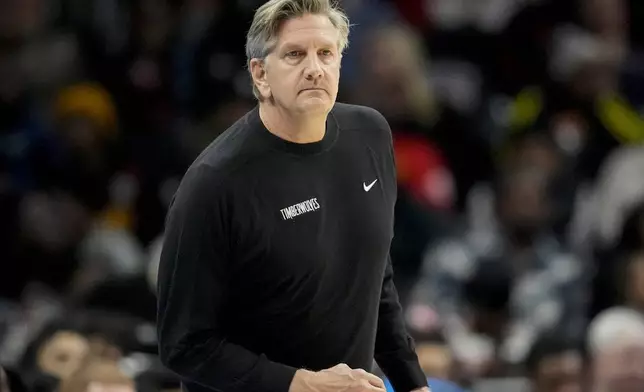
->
[[156, 0, 429, 392], [587, 307, 644, 392], [525, 333, 586, 392]]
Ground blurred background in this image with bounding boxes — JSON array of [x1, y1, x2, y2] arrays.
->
[[1, 0, 644, 391]]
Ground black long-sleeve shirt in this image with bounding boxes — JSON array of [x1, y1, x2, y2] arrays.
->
[[156, 103, 427, 392]]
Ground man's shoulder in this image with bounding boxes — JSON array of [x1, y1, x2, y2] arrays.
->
[[331, 102, 390, 134], [173, 157, 246, 211], [190, 109, 261, 176], [169, 111, 262, 205]]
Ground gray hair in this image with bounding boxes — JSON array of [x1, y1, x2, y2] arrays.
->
[[245, 0, 350, 100], [588, 306, 644, 356]]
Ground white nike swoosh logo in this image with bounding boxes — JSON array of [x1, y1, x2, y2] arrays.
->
[[363, 179, 378, 192]]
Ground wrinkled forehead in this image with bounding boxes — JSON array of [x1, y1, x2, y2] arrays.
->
[[273, 14, 340, 52]]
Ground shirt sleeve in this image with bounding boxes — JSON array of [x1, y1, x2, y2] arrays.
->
[[156, 165, 297, 392], [375, 255, 428, 392]]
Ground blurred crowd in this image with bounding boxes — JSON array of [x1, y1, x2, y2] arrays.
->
[[1, 0, 644, 391]]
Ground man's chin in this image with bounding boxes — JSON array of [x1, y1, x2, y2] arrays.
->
[[297, 98, 332, 114]]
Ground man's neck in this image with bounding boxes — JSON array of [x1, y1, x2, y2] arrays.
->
[[259, 102, 327, 144]]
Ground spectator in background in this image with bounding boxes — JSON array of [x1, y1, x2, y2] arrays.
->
[[407, 161, 587, 376], [14, 82, 122, 295], [18, 322, 90, 392], [525, 333, 586, 392], [45, 82, 121, 212], [499, 133, 576, 241], [350, 23, 436, 129], [30, 330, 89, 382], [587, 307, 644, 392], [0, 0, 81, 193], [335, 0, 399, 93], [12, 309, 161, 392], [506, 0, 643, 184], [57, 359, 134, 392]]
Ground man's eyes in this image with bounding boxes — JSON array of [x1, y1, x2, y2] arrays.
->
[[285, 50, 333, 58]]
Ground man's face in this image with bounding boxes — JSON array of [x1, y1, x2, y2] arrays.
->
[[593, 345, 644, 392], [254, 13, 340, 116], [37, 331, 90, 380], [499, 173, 550, 237]]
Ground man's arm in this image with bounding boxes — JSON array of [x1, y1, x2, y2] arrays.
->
[[156, 165, 297, 392], [374, 256, 428, 392], [366, 106, 428, 391]]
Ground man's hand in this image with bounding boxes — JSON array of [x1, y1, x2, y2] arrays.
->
[[289, 363, 386, 392]]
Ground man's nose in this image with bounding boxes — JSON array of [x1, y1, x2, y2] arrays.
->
[[304, 54, 323, 80]]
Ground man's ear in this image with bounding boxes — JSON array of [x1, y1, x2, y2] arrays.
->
[[249, 58, 271, 99]]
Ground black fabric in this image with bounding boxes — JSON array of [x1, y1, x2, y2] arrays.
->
[[156, 103, 426, 392]]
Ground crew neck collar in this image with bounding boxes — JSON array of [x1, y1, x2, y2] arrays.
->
[[249, 105, 338, 156]]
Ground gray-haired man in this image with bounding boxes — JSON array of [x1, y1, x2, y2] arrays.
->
[[156, 1, 429, 391]]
